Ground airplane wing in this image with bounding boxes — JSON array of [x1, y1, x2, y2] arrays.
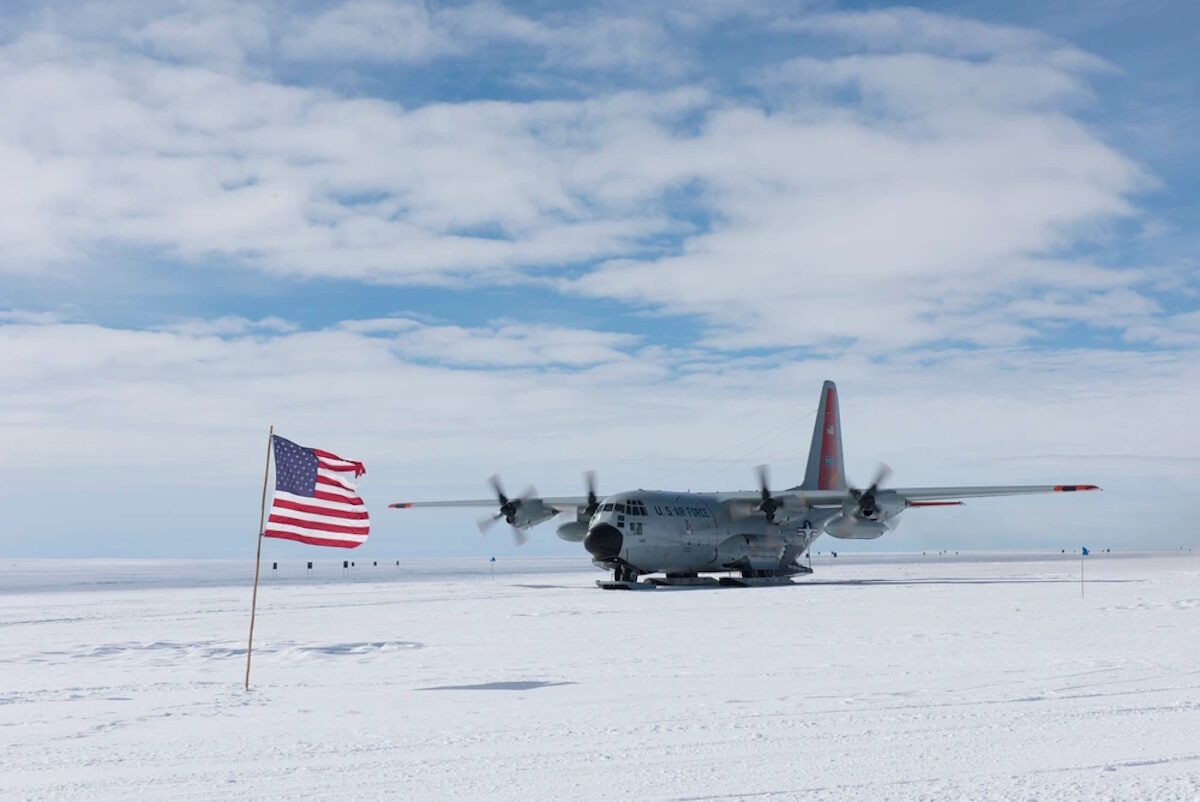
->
[[724, 484, 1101, 511], [390, 496, 589, 510], [390, 499, 500, 509], [891, 484, 1100, 503]]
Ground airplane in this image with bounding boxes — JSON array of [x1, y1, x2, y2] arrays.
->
[[390, 381, 1100, 589]]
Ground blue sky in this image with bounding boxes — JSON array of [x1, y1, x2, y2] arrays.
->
[[1, 0, 1197, 560]]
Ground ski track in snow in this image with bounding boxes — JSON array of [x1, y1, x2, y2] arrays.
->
[[1, 553, 1199, 801]]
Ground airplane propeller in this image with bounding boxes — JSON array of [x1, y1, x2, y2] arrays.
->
[[476, 475, 537, 547], [848, 463, 892, 519], [730, 464, 803, 523], [584, 470, 600, 517], [756, 464, 781, 523]]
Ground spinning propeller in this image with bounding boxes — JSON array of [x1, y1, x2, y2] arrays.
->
[[730, 464, 802, 523], [848, 464, 892, 519], [756, 464, 781, 523], [477, 475, 537, 546], [583, 470, 600, 517]]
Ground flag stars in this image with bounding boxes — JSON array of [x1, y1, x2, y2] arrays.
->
[[272, 435, 320, 497]]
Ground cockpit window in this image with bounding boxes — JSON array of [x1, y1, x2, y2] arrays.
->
[[615, 503, 625, 513], [602, 502, 613, 512]]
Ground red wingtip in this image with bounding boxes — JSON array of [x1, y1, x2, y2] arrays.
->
[[1053, 485, 1101, 492], [388, 502, 413, 509]]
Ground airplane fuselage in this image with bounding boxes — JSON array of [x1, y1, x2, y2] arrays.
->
[[582, 489, 841, 577]]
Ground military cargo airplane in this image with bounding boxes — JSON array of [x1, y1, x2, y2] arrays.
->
[[390, 381, 1099, 589]]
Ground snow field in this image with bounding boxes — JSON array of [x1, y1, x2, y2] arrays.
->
[[2, 553, 1199, 800]]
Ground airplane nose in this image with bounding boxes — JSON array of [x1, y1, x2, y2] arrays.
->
[[583, 523, 623, 559]]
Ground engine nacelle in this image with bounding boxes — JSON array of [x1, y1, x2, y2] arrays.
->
[[854, 491, 905, 523], [869, 494, 905, 522], [825, 516, 887, 540], [555, 520, 587, 542], [511, 501, 558, 530]]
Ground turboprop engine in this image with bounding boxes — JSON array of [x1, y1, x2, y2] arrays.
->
[[556, 471, 601, 542], [508, 501, 557, 530], [824, 466, 904, 539], [476, 475, 557, 546]]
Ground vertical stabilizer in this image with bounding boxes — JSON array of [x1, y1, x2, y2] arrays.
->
[[801, 380, 846, 491]]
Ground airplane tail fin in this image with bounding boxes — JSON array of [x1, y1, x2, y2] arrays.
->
[[801, 380, 846, 491]]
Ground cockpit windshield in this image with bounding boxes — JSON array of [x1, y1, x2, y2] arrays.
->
[[597, 498, 649, 517]]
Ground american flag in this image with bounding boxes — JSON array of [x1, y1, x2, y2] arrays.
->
[[263, 435, 369, 549]]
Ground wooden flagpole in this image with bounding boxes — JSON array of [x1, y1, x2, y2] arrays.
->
[[245, 425, 274, 690]]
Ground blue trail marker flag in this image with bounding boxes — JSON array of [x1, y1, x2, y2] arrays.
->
[[1082, 547, 1089, 556], [264, 435, 369, 548]]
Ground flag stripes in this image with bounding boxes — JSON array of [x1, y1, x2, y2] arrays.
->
[[261, 529, 369, 549], [268, 509, 369, 534], [270, 495, 369, 519]]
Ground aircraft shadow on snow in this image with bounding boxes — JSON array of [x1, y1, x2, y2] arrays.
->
[[417, 681, 576, 692], [502, 577, 1137, 591], [800, 577, 1137, 587]]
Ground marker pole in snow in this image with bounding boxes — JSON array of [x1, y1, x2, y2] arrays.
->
[[245, 425, 273, 691]]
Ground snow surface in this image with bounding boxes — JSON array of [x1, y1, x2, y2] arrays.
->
[[3, 552, 1199, 801]]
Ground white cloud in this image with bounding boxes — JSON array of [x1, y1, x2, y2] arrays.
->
[[273, 0, 688, 73], [776, 7, 1112, 70], [1124, 310, 1200, 347], [762, 52, 1098, 115], [374, 318, 643, 367], [0, 309, 71, 325], [128, 2, 272, 67], [280, 1, 457, 64], [158, 315, 298, 337]]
